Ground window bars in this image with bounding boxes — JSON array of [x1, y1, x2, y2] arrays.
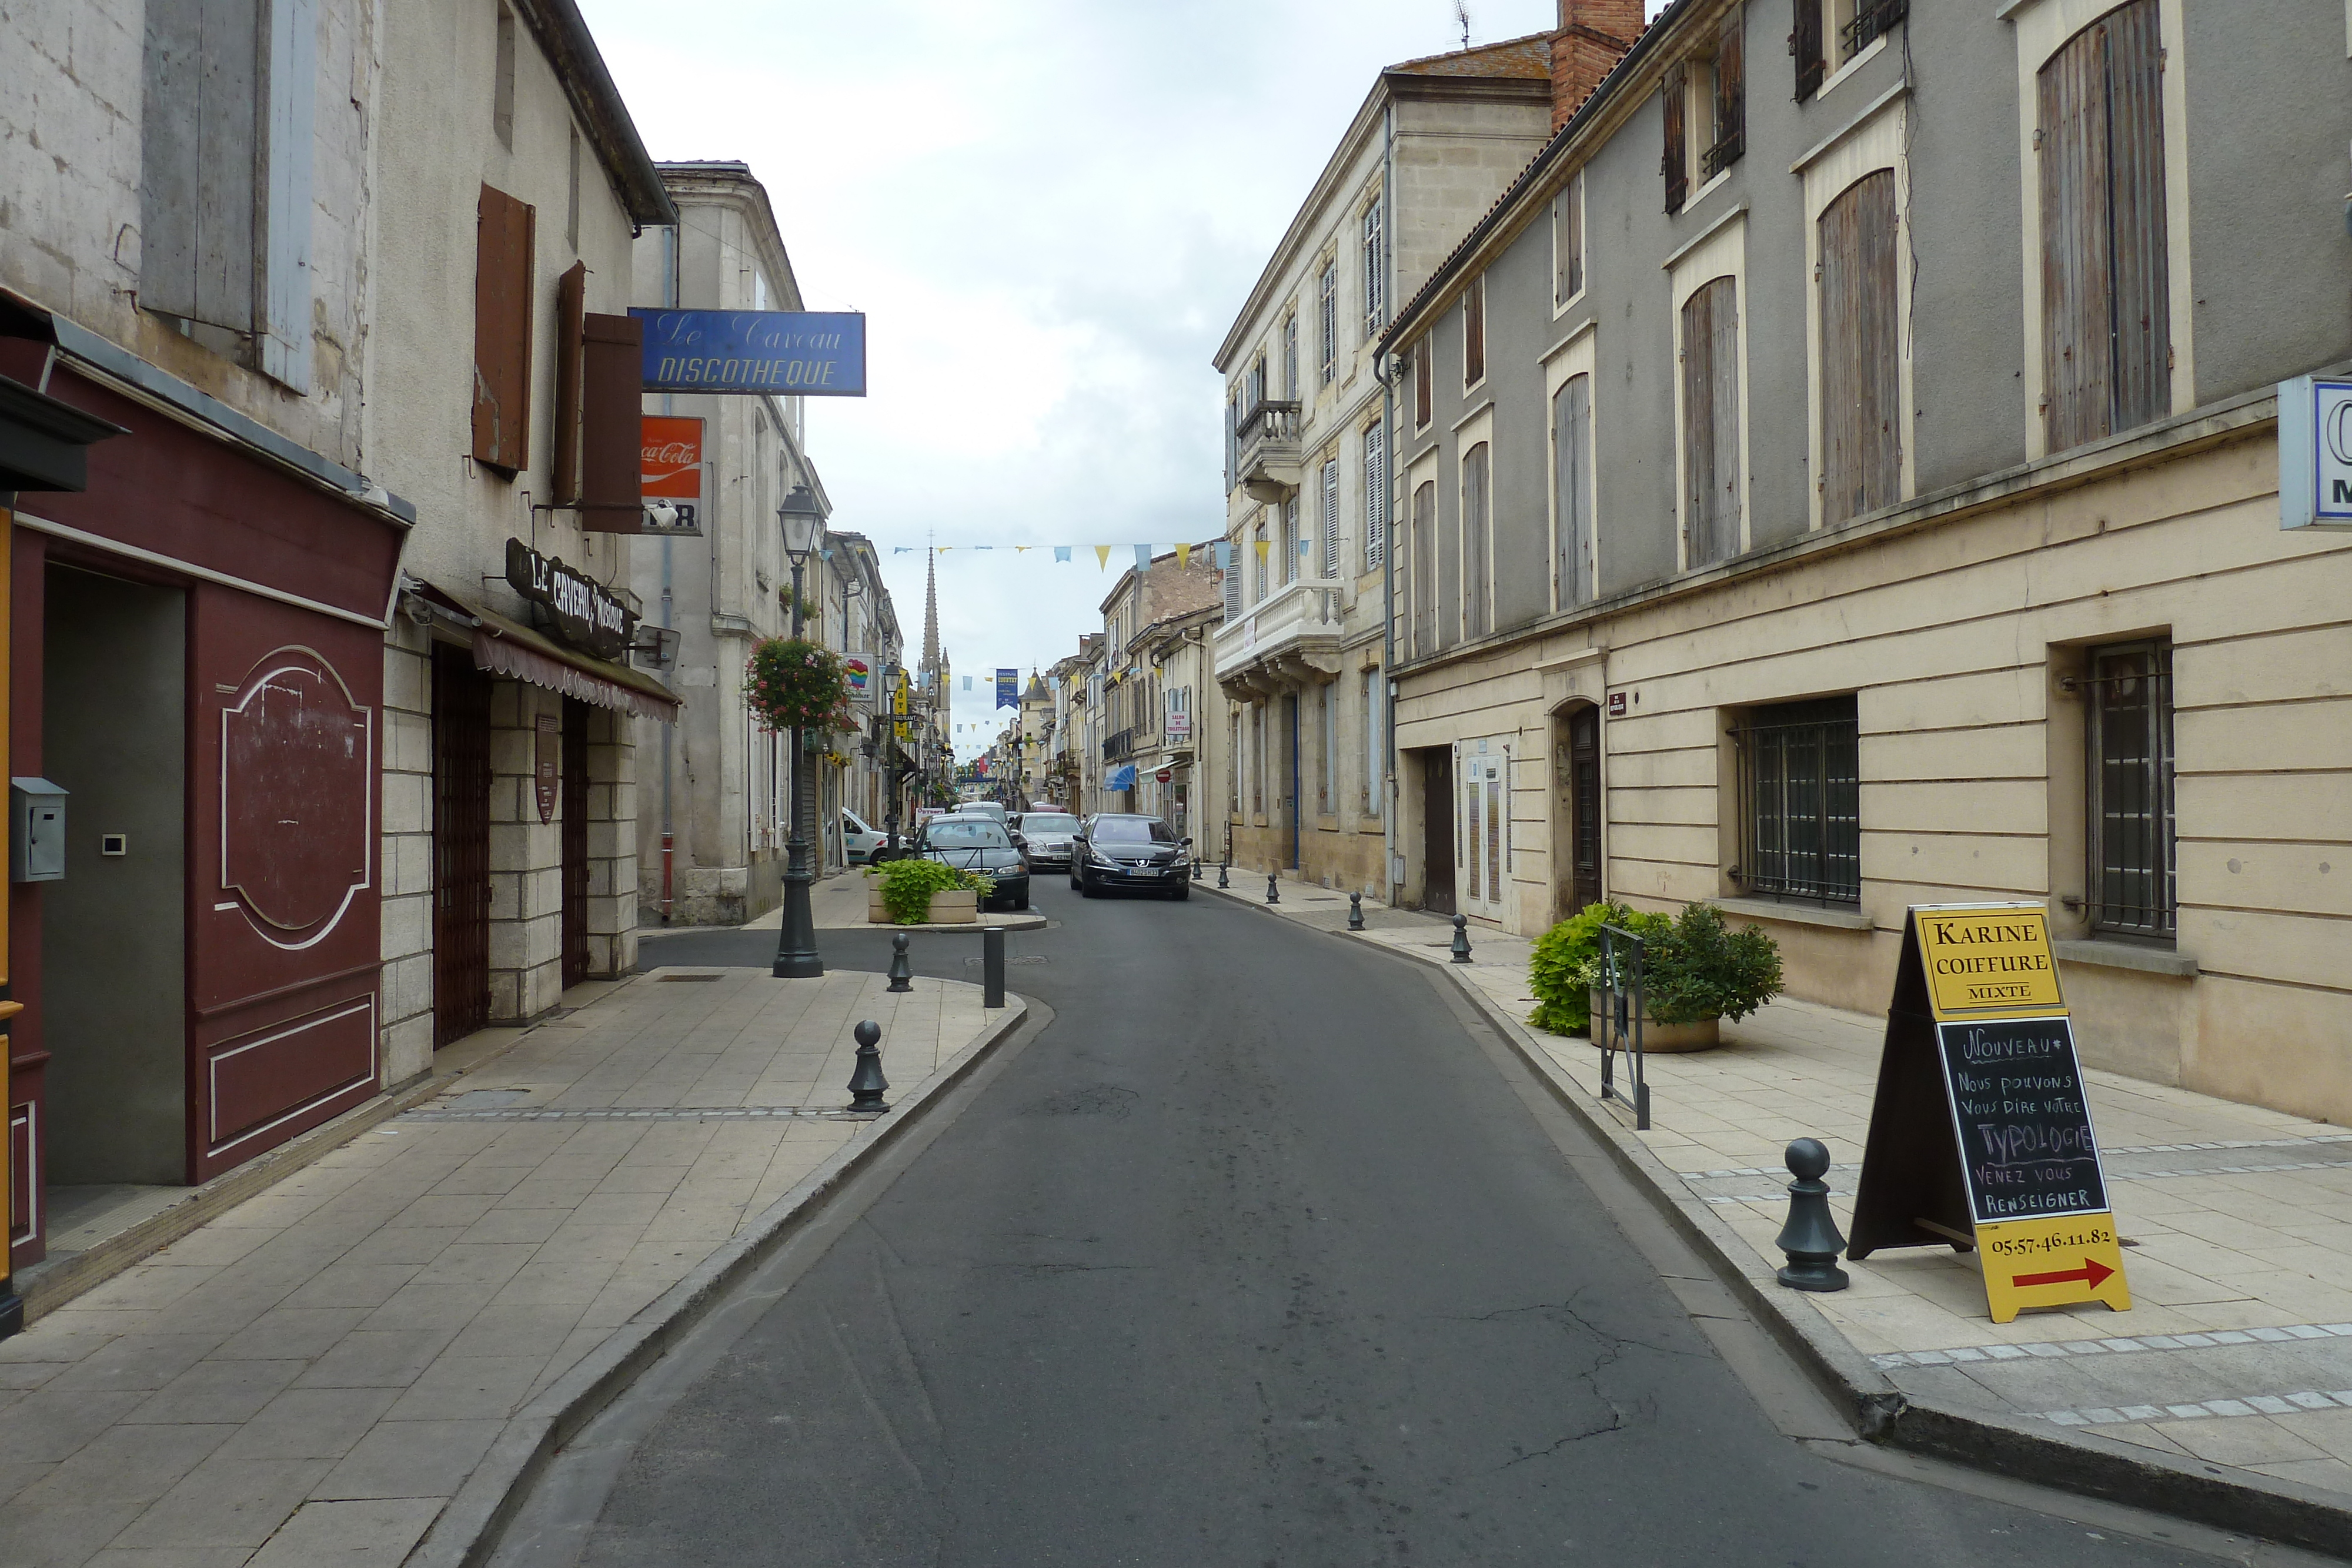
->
[[2086, 641, 2176, 940], [1733, 698, 1861, 905]]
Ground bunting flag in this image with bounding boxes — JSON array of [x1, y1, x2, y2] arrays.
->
[[1094, 546, 1112, 571], [1215, 541, 1233, 570], [963, 675, 972, 691], [1254, 539, 1271, 565], [1054, 546, 1072, 562], [1132, 544, 1151, 571], [1174, 542, 1191, 569]]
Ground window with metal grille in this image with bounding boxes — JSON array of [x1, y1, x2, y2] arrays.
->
[[1361, 669, 1382, 818], [1317, 684, 1334, 814], [1321, 457, 1339, 577], [1793, 1, 1908, 101], [1463, 276, 1486, 387], [1230, 713, 1243, 813], [1362, 198, 1386, 339], [1555, 169, 1585, 306], [1362, 420, 1386, 570], [1734, 696, 1860, 905], [1319, 262, 1338, 385], [2086, 641, 2175, 940]]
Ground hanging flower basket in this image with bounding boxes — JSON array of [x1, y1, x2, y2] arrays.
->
[[746, 638, 851, 733]]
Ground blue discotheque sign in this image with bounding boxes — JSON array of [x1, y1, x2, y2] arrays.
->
[[630, 310, 867, 396]]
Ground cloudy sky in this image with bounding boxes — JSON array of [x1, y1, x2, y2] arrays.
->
[[581, 0, 1583, 758]]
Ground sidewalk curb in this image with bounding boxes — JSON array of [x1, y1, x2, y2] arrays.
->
[[409, 990, 1034, 1568], [1202, 883, 2352, 1554]]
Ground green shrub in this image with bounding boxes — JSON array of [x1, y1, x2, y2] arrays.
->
[[877, 857, 994, 924], [1527, 900, 1783, 1032], [1528, 901, 1645, 1034]]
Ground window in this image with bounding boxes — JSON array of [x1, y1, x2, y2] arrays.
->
[[1412, 344, 1432, 429], [1320, 456, 1340, 577], [1795, 1, 1906, 99], [1252, 705, 1266, 814], [1318, 262, 1338, 385], [1252, 514, 1268, 600], [1360, 669, 1382, 818], [1818, 170, 1902, 525], [1552, 374, 1592, 607], [1461, 442, 1491, 640], [1463, 276, 1486, 387], [1681, 276, 1740, 567], [1317, 684, 1334, 814], [1554, 169, 1585, 306], [2038, 0, 2171, 452], [1282, 496, 1301, 586], [2086, 641, 2175, 940], [1230, 713, 1243, 813], [1362, 420, 1387, 570], [566, 125, 582, 252], [1282, 313, 1299, 398], [1735, 696, 1860, 905], [1705, 6, 1746, 178], [1247, 352, 1267, 412], [1362, 198, 1387, 338], [1662, 5, 1745, 211], [1411, 480, 1437, 658]]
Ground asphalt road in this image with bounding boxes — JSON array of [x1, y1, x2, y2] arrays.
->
[[532, 881, 2267, 1566]]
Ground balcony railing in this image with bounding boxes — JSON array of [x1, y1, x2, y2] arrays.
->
[[1235, 398, 1302, 502], [1102, 727, 1135, 762], [1212, 577, 1346, 688]]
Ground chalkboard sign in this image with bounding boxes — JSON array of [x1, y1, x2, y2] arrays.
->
[[1936, 1017, 2107, 1224]]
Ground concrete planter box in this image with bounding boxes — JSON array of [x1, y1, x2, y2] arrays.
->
[[1588, 988, 1720, 1053], [926, 890, 979, 924]]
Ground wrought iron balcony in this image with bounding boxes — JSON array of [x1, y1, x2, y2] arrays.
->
[[1235, 398, 1302, 503], [1101, 727, 1135, 762]]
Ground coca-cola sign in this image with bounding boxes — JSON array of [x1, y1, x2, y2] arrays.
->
[[640, 414, 703, 535], [506, 537, 637, 661]]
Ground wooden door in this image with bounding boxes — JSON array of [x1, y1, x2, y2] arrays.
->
[[1571, 708, 1602, 913], [560, 698, 589, 991], [1420, 749, 1455, 915], [432, 649, 490, 1045]]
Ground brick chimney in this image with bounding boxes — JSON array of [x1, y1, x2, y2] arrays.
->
[[1551, 0, 1642, 131]]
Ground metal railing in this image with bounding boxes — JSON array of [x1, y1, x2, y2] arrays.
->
[[1598, 924, 1649, 1131], [1101, 727, 1134, 763], [1842, 0, 1907, 59]]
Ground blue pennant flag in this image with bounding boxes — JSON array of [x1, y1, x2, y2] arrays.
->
[[1053, 546, 1072, 562], [1214, 541, 1232, 570], [1132, 544, 1152, 571]]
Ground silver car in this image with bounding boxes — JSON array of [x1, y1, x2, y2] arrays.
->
[[1009, 810, 1080, 871]]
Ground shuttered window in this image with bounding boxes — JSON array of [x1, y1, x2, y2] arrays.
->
[[1283, 496, 1301, 585], [1253, 517, 1268, 600], [1555, 170, 1585, 306], [1362, 199, 1387, 338], [581, 312, 646, 529], [1282, 314, 1299, 397], [1818, 170, 1902, 526], [1463, 276, 1486, 387], [1411, 480, 1437, 658], [1661, 62, 1689, 212], [552, 263, 587, 503], [1319, 262, 1338, 385], [473, 183, 537, 472], [1221, 549, 1243, 622], [1412, 345, 1432, 429], [1681, 277, 1740, 568], [1461, 442, 1491, 640], [1703, 5, 1745, 178], [1795, 0, 1828, 101], [1362, 420, 1387, 570], [1553, 374, 1592, 607], [1321, 457, 1341, 577], [1224, 393, 1238, 492], [2039, 0, 2170, 452]]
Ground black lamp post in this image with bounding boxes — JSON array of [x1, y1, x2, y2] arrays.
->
[[773, 484, 826, 979]]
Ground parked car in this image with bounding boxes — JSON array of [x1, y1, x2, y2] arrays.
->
[[956, 801, 1009, 826], [913, 815, 1030, 911], [1010, 810, 1080, 871], [1070, 813, 1192, 900], [841, 809, 887, 865]]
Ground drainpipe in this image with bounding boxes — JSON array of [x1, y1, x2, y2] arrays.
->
[[1376, 98, 1401, 909], [659, 223, 678, 922]]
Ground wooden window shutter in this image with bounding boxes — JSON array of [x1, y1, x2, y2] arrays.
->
[[1413, 345, 1432, 427], [141, 0, 261, 332], [552, 262, 587, 504], [1564, 170, 1585, 301], [1818, 170, 1901, 525], [1682, 278, 1739, 567], [1553, 374, 1592, 607], [1322, 457, 1340, 576], [2102, 0, 2171, 433], [1464, 276, 1486, 386], [1711, 5, 1746, 174], [472, 184, 536, 472], [1222, 554, 1242, 621], [1793, 0, 1826, 102], [1412, 480, 1437, 657], [1363, 419, 1386, 570], [1462, 443, 1490, 640], [1662, 63, 1689, 212], [580, 311, 645, 530]]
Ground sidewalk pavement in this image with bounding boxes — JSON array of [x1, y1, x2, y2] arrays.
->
[[0, 963, 1022, 1567], [1210, 876, 2352, 1538]]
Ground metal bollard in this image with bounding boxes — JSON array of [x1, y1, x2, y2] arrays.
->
[[1218, 862, 1230, 889], [1347, 892, 1365, 931], [982, 925, 1005, 1009], [1774, 1138, 1850, 1292], [1266, 871, 1280, 905], [1450, 914, 1472, 963], [1191, 858, 1202, 881], [847, 1020, 890, 1112], [886, 932, 914, 993]]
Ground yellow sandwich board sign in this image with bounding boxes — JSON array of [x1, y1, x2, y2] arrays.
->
[[1850, 903, 2130, 1325]]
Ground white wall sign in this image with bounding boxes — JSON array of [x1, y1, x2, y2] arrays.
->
[[2279, 376, 2352, 531]]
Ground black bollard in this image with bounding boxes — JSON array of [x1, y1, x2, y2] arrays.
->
[[983, 925, 1005, 1009], [1218, 862, 1229, 889], [847, 1020, 890, 1113], [1347, 892, 1365, 931], [1266, 871, 1280, 905], [1191, 858, 1202, 881], [1775, 1138, 1850, 1292], [885, 932, 914, 993], [1450, 914, 1472, 964]]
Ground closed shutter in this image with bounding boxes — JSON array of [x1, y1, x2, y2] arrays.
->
[[1321, 457, 1339, 577], [1818, 170, 1902, 525], [1553, 373, 1592, 607], [1413, 345, 1432, 427], [1795, 0, 1826, 101], [473, 184, 537, 472], [2102, 1, 2170, 434], [1363, 420, 1386, 570], [1562, 170, 1585, 302], [1362, 199, 1386, 336], [1708, 5, 1745, 175], [1662, 62, 1689, 212], [141, 0, 260, 332], [1682, 277, 1740, 567], [1464, 276, 1486, 386], [1462, 443, 1491, 639], [552, 262, 587, 504], [1222, 555, 1242, 621], [259, 0, 317, 391], [581, 312, 646, 529], [1412, 480, 1437, 658]]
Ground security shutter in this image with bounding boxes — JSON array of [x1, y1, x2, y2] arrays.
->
[[1661, 62, 1689, 213], [581, 312, 646, 530], [1362, 420, 1387, 570], [1321, 457, 1339, 577], [473, 184, 536, 472], [1818, 170, 1901, 524]]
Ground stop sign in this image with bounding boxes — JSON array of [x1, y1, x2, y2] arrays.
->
[[1155, 768, 1172, 783]]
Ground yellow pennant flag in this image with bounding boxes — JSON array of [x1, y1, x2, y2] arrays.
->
[[1174, 542, 1191, 569], [1094, 546, 1112, 571], [1254, 539, 1271, 565]]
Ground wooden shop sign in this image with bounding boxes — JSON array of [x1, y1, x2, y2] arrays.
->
[[506, 537, 636, 661], [1849, 903, 2130, 1325]]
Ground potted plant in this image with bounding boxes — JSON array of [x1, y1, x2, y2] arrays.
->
[[1529, 901, 1782, 1052], [745, 637, 856, 738], [873, 856, 995, 925]]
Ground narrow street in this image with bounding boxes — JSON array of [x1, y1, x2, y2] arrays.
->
[[500, 886, 2243, 1567]]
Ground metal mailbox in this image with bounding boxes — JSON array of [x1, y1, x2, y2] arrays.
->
[[11, 778, 67, 882]]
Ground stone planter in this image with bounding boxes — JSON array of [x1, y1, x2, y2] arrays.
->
[[1588, 988, 1720, 1053], [926, 889, 979, 924]]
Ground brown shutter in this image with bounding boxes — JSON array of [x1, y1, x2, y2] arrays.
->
[[1794, 0, 1826, 102], [1682, 278, 1740, 567], [1662, 63, 1689, 212], [472, 185, 536, 472], [1464, 277, 1485, 386], [580, 311, 645, 530], [1712, 4, 1746, 173], [552, 262, 586, 504], [1414, 343, 1432, 426], [2103, 0, 2170, 432], [1564, 169, 1585, 299], [1819, 170, 1900, 525]]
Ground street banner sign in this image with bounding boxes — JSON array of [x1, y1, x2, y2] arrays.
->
[[995, 668, 1017, 709], [630, 310, 867, 396], [640, 416, 703, 534], [1849, 903, 2130, 1325]]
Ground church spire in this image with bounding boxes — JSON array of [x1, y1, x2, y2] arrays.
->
[[920, 546, 940, 673]]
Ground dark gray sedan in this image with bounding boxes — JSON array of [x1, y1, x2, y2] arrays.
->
[[914, 817, 1031, 912], [1070, 813, 1192, 900]]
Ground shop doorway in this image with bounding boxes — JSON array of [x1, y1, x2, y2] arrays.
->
[[1418, 748, 1455, 915], [561, 698, 589, 989], [41, 566, 187, 1196], [433, 648, 491, 1044], [1458, 737, 1511, 923]]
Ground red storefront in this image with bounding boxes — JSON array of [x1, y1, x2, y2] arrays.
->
[[1, 298, 405, 1273]]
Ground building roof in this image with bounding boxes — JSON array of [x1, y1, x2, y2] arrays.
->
[[1387, 31, 1554, 79], [517, 0, 677, 228]]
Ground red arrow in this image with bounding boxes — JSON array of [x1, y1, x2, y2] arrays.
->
[[2013, 1257, 2114, 1290]]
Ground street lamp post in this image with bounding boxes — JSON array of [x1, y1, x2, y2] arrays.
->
[[773, 484, 826, 980]]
